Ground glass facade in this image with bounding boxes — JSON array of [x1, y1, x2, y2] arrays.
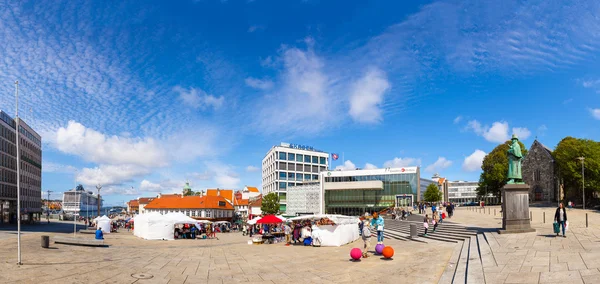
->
[[324, 172, 418, 216]]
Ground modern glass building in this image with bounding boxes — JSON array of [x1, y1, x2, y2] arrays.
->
[[320, 167, 420, 216], [261, 142, 329, 213]]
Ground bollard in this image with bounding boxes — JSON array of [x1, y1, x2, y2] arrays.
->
[[586, 213, 588, 228], [488, 208, 490, 214], [530, 211, 532, 221], [543, 212, 545, 223], [410, 224, 417, 238], [41, 235, 49, 248], [494, 209, 496, 216]]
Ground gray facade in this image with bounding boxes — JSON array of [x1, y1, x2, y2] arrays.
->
[[0, 111, 42, 224], [522, 140, 557, 202]]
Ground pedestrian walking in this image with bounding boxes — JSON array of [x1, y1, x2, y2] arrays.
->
[[554, 203, 568, 238], [432, 212, 439, 232], [370, 212, 385, 244], [284, 222, 292, 246], [361, 216, 372, 258], [423, 214, 430, 236]]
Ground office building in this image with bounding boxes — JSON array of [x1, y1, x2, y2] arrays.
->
[[447, 181, 479, 204], [319, 167, 420, 215], [261, 142, 329, 212], [0, 111, 42, 224]]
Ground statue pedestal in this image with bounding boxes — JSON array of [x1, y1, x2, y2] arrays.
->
[[498, 184, 536, 234]]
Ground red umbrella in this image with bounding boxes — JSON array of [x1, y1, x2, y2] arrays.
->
[[256, 215, 283, 224]]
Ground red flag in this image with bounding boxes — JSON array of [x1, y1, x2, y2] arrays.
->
[[332, 153, 339, 161]]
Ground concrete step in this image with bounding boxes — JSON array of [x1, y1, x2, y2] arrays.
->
[[466, 236, 485, 283]]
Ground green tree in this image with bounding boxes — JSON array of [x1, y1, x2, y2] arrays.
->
[[260, 193, 280, 215], [554, 137, 600, 203], [423, 183, 443, 202], [478, 140, 528, 199]]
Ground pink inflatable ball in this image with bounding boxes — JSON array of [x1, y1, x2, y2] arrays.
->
[[375, 244, 385, 255], [350, 248, 362, 260]]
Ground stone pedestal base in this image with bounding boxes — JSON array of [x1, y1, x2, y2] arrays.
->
[[498, 184, 536, 234]]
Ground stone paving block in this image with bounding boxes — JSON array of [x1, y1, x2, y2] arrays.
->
[[520, 266, 533, 272], [531, 266, 550, 272], [550, 263, 569, 272], [540, 271, 582, 283], [583, 273, 600, 284], [579, 268, 600, 276], [568, 261, 588, 271], [504, 272, 540, 283]]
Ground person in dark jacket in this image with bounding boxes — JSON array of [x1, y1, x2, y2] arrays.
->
[[554, 203, 567, 238]]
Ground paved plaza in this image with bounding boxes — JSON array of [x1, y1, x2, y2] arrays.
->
[[0, 206, 599, 284]]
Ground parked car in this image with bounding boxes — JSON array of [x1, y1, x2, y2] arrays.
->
[[462, 201, 478, 206]]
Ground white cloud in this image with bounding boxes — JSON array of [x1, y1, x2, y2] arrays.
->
[[591, 108, 600, 120], [453, 116, 463, 124], [42, 162, 77, 174], [102, 186, 139, 196], [364, 163, 378, 170], [349, 67, 390, 124], [483, 122, 509, 143], [139, 180, 162, 192], [512, 127, 531, 140], [246, 166, 259, 172], [205, 162, 240, 189], [462, 150, 486, 172], [245, 77, 274, 90], [54, 121, 167, 168], [173, 86, 224, 110], [466, 120, 530, 143], [383, 157, 421, 168], [424, 157, 453, 173], [76, 165, 151, 186], [248, 25, 264, 33], [336, 160, 357, 171], [536, 125, 548, 137]]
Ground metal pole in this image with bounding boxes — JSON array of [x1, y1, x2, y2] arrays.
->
[[586, 213, 588, 228], [15, 81, 22, 265], [530, 211, 532, 221], [543, 212, 545, 223], [577, 157, 585, 210]]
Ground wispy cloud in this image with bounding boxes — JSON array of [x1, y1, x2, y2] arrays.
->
[[245, 77, 274, 90], [383, 157, 421, 168], [453, 116, 463, 124], [425, 157, 452, 173], [245, 166, 259, 172], [349, 67, 390, 124], [590, 108, 600, 120], [174, 86, 225, 110], [463, 150, 486, 172]]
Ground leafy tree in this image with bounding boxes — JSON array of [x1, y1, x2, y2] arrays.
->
[[76, 184, 85, 191], [423, 183, 442, 202], [554, 137, 600, 204], [478, 140, 528, 199], [261, 193, 280, 215]]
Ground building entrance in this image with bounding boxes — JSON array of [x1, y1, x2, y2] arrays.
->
[[395, 194, 414, 208]]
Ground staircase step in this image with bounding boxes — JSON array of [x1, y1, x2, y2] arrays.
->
[[466, 235, 485, 283], [477, 233, 497, 268], [453, 238, 469, 284], [438, 240, 464, 284]]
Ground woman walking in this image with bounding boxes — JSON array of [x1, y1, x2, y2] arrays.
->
[[423, 214, 430, 236], [432, 212, 439, 232], [554, 203, 568, 238]]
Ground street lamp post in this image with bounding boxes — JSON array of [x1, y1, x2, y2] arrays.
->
[[96, 184, 102, 217], [577, 157, 585, 210], [15, 81, 22, 265]]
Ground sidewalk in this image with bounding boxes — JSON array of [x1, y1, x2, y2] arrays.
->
[[443, 207, 600, 284]]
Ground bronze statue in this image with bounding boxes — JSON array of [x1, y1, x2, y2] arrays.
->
[[507, 134, 524, 184]]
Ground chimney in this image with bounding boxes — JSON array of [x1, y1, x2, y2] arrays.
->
[[217, 188, 220, 196]]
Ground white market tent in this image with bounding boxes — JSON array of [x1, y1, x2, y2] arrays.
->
[[247, 217, 261, 225], [94, 215, 111, 234], [133, 212, 207, 241], [287, 214, 360, 247], [133, 213, 175, 240]]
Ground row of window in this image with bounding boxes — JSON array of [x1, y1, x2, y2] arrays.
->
[[325, 174, 416, 183], [277, 162, 326, 173], [0, 183, 17, 198], [277, 172, 319, 181], [147, 209, 233, 218], [277, 152, 327, 165], [0, 112, 16, 129], [18, 126, 41, 148]]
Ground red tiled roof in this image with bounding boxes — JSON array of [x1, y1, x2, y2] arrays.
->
[[206, 189, 234, 202], [438, 178, 446, 185], [249, 198, 262, 207], [145, 195, 233, 210], [246, 186, 259, 193], [128, 200, 139, 207], [159, 194, 182, 198], [235, 199, 249, 206], [138, 197, 155, 204]]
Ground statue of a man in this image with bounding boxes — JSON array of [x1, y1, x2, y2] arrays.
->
[[507, 134, 524, 184]]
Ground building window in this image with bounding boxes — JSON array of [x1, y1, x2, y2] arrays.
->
[[297, 174, 303, 181], [192, 210, 196, 217], [305, 174, 311, 180], [312, 156, 318, 163], [313, 174, 318, 180], [320, 157, 326, 165], [304, 155, 311, 163], [296, 154, 303, 162], [534, 169, 541, 182], [279, 182, 287, 189], [279, 172, 287, 180], [219, 201, 226, 207], [288, 172, 295, 180], [279, 152, 287, 160], [288, 153, 295, 161]]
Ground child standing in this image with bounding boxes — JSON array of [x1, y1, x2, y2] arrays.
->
[[432, 212, 439, 232], [423, 214, 430, 236]]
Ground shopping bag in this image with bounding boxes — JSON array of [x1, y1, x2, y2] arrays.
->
[[565, 221, 569, 232], [553, 222, 560, 234]]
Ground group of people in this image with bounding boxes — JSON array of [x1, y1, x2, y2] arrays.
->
[[358, 212, 385, 258]]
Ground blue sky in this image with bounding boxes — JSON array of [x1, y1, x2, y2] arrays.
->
[[0, 0, 598, 206]]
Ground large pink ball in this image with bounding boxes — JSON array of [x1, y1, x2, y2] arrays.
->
[[375, 244, 385, 254], [350, 248, 362, 260]]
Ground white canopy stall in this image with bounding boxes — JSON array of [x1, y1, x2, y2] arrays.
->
[[94, 215, 112, 234], [133, 213, 175, 240], [288, 214, 360, 247]]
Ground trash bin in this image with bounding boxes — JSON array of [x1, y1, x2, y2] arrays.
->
[[410, 224, 417, 239], [41, 235, 49, 248]]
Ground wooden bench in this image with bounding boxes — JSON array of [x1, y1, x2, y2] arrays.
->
[[78, 229, 96, 234], [53, 236, 107, 247]]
